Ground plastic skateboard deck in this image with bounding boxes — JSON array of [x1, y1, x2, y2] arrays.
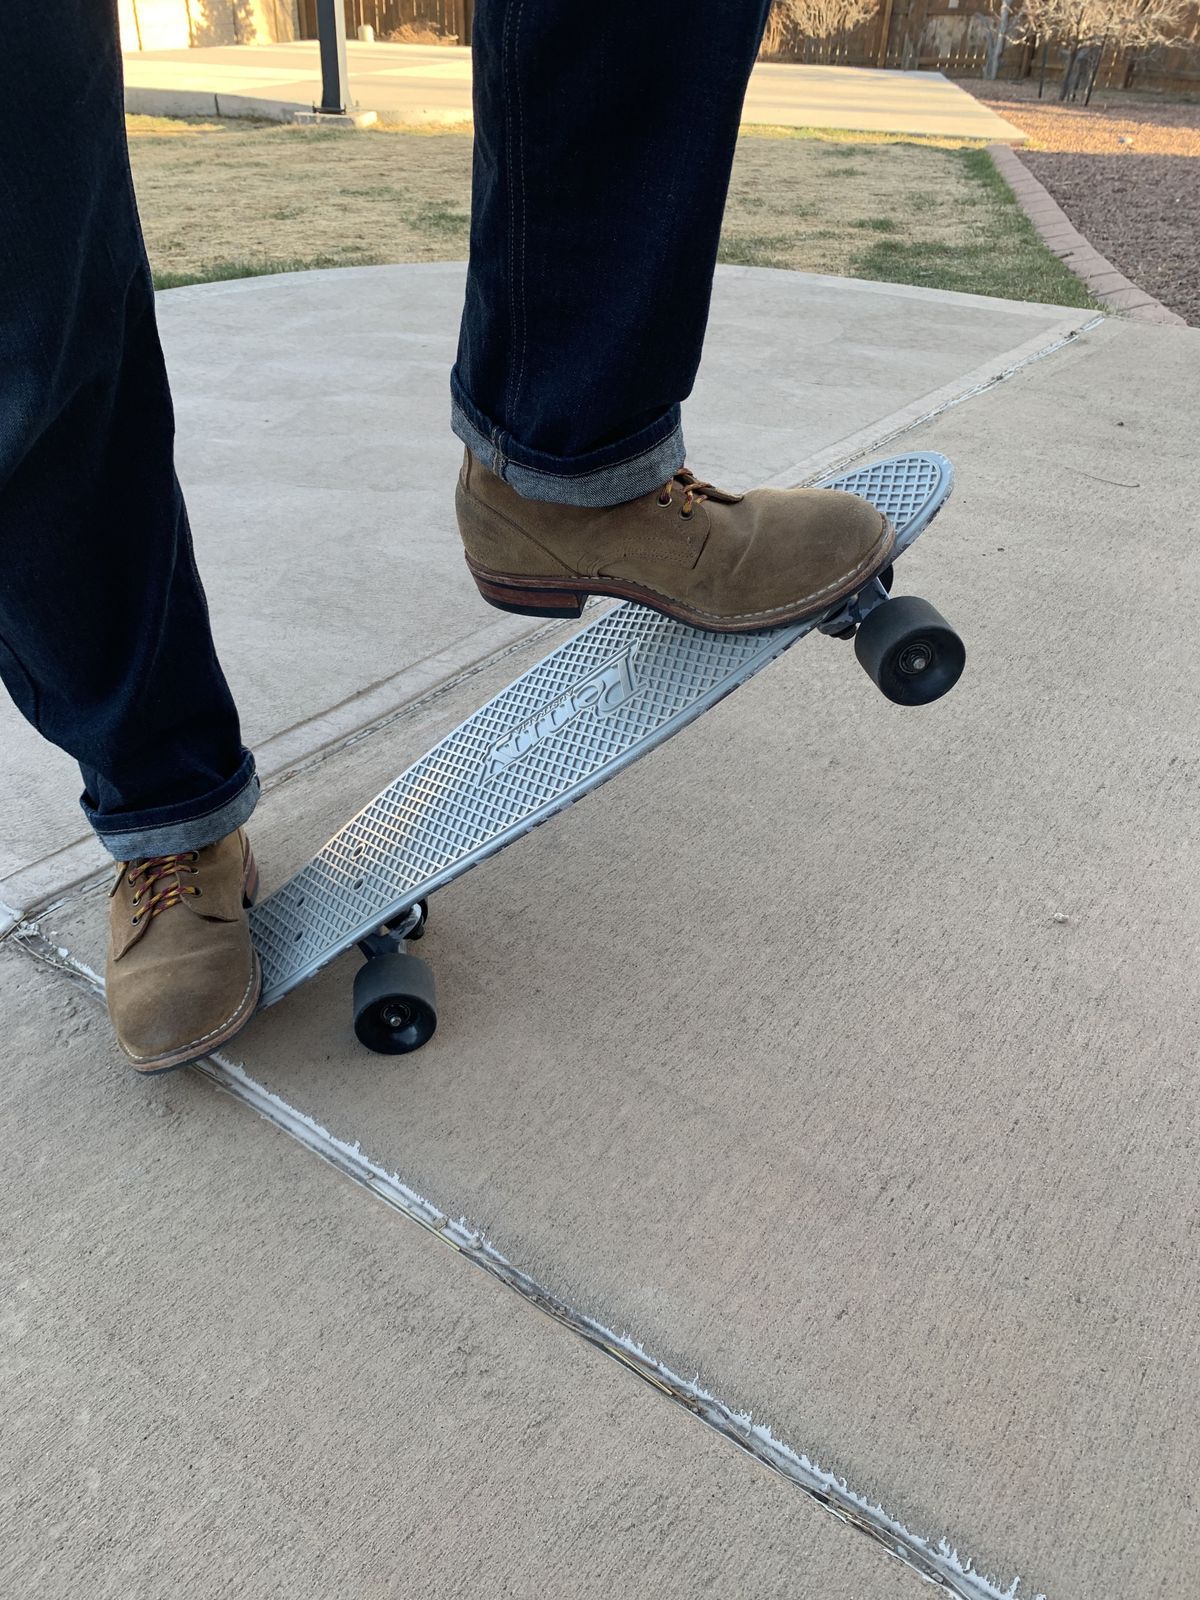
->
[[250, 451, 959, 1042]]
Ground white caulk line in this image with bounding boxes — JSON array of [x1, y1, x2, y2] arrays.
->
[[763, 313, 1105, 494], [15, 925, 1042, 1600]]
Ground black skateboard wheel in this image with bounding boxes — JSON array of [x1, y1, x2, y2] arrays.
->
[[854, 595, 964, 706], [353, 952, 437, 1054]]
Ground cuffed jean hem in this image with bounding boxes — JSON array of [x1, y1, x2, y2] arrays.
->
[[84, 758, 260, 862], [450, 378, 685, 508]]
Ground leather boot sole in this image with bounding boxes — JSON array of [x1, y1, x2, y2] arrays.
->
[[465, 516, 896, 633], [127, 848, 263, 1075]]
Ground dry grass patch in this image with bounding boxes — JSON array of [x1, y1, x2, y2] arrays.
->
[[127, 118, 473, 282], [126, 115, 1092, 307], [724, 135, 1092, 303], [724, 137, 982, 276]]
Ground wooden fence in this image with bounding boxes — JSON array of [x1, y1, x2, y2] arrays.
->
[[764, 0, 1200, 92], [298, 0, 472, 42], [299, 0, 1199, 93]]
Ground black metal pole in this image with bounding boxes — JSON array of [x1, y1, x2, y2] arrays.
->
[[314, 0, 350, 115]]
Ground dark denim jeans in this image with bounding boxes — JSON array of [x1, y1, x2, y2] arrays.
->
[[0, 1, 257, 860], [1, 0, 770, 860]]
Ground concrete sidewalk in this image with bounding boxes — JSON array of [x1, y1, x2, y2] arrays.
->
[[122, 41, 1027, 141], [2, 944, 923, 1600], [5, 266, 1200, 1599]]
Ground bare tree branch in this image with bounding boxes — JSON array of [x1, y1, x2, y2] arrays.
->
[[764, 0, 877, 54], [1014, 0, 1193, 55]]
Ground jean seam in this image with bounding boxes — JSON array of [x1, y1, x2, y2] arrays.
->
[[497, 427, 682, 482], [511, 0, 529, 421], [501, 0, 519, 424], [451, 387, 681, 481], [90, 765, 258, 836]]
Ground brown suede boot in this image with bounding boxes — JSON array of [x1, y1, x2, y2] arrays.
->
[[105, 829, 261, 1074], [455, 452, 894, 633]]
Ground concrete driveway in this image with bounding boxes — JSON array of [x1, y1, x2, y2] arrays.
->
[[122, 41, 1027, 141], [4, 265, 1199, 1599]]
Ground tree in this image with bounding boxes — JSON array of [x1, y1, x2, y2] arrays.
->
[[763, 0, 877, 59], [1014, 0, 1193, 101], [985, 0, 1016, 78]]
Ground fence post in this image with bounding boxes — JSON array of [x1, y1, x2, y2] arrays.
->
[[314, 0, 351, 114], [876, 0, 896, 66], [450, 0, 476, 45]]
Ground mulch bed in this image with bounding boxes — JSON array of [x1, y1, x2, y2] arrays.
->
[[960, 83, 1200, 325]]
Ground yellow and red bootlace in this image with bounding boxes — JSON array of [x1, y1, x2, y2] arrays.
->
[[127, 852, 201, 925]]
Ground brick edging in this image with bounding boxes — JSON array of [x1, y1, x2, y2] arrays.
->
[[987, 143, 1186, 326]]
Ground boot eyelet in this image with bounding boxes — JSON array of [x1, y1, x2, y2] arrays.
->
[[680, 507, 694, 520], [656, 493, 672, 508], [131, 894, 140, 907], [131, 915, 140, 926]]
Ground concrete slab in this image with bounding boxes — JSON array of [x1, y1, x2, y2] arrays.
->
[[0, 263, 1088, 912], [0, 945, 925, 1600], [124, 85, 222, 118], [122, 42, 1026, 141], [744, 63, 1026, 141], [29, 312, 1200, 1600]]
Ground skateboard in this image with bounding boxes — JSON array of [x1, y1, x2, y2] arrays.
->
[[251, 452, 962, 1054]]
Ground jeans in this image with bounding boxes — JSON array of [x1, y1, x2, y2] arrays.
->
[[0, 1, 258, 861], [453, 0, 773, 503], [0, 0, 771, 860]]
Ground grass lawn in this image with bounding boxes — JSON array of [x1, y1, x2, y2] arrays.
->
[[126, 115, 1093, 309]]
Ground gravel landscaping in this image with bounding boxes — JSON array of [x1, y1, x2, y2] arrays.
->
[[963, 83, 1200, 324]]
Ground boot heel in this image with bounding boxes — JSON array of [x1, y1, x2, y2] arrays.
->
[[472, 574, 586, 620]]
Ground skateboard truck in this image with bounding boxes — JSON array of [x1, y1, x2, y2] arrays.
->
[[819, 569, 893, 639]]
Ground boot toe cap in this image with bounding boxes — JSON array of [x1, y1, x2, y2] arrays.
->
[[108, 949, 259, 1069]]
